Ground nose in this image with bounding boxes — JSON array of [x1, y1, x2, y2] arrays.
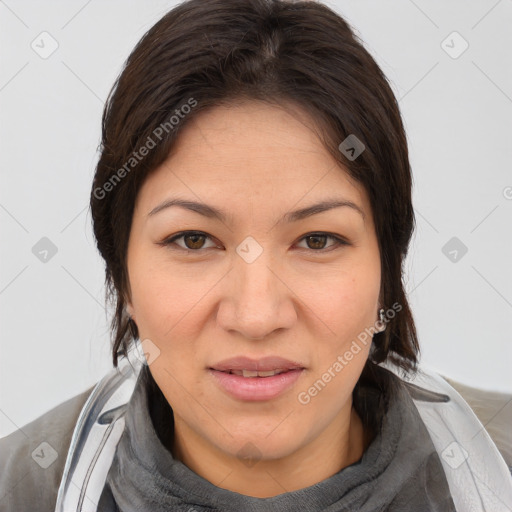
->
[[216, 247, 297, 340]]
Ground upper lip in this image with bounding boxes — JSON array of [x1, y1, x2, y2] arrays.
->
[[210, 356, 305, 372]]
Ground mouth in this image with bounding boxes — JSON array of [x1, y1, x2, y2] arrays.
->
[[208, 356, 306, 401]]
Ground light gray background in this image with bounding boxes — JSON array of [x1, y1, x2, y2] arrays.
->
[[1, 0, 511, 438]]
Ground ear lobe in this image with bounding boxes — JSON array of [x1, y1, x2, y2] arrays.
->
[[126, 303, 135, 320]]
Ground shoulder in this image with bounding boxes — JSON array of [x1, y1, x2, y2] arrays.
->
[[383, 362, 512, 510], [442, 375, 512, 469], [0, 385, 95, 512]]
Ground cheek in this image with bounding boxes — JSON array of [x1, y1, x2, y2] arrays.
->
[[298, 269, 378, 409], [307, 259, 381, 339], [127, 247, 215, 340], [300, 253, 380, 381]]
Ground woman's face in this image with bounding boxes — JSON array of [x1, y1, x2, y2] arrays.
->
[[126, 100, 381, 463]]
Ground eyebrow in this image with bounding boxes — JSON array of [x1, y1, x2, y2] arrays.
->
[[147, 197, 365, 224]]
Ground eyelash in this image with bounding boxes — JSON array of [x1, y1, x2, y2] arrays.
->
[[158, 231, 349, 253]]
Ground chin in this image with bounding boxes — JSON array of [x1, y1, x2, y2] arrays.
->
[[213, 425, 305, 462]]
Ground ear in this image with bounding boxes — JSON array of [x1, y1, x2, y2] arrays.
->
[[126, 302, 136, 321]]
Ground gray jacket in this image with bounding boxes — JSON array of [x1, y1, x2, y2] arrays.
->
[[0, 386, 93, 511]]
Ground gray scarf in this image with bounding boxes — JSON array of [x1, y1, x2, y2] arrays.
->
[[97, 364, 456, 512]]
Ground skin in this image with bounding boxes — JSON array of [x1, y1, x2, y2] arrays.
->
[[125, 100, 383, 498]]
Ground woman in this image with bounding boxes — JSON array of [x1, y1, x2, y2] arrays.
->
[[1, 0, 511, 510]]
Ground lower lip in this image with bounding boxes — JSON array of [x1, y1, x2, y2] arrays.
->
[[209, 369, 305, 401]]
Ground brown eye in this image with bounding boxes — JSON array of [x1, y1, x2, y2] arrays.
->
[[160, 231, 217, 251], [183, 233, 207, 249], [305, 234, 328, 250], [296, 233, 348, 252]]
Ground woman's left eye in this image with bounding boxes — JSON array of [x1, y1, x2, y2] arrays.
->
[[159, 231, 348, 252], [295, 233, 348, 251]]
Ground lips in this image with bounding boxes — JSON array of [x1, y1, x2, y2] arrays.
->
[[208, 356, 306, 401]]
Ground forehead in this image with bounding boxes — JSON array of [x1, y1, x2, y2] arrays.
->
[[167, 100, 333, 169], [135, 101, 372, 222]]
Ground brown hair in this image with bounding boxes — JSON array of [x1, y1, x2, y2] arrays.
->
[[90, 0, 419, 375]]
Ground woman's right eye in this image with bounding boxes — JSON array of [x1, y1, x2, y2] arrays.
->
[[159, 231, 218, 251]]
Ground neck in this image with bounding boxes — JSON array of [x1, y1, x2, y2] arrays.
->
[[171, 400, 370, 498]]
